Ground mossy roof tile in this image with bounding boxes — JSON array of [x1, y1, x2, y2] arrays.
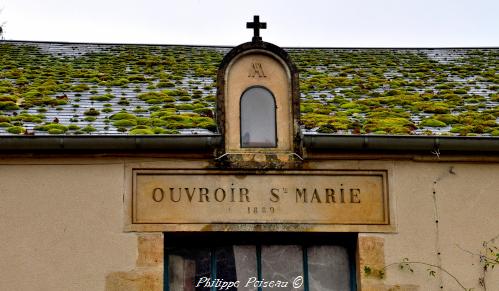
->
[[0, 41, 498, 137]]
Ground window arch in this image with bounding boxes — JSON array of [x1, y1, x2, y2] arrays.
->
[[240, 86, 277, 148]]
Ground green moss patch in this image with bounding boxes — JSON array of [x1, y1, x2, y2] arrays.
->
[[0, 101, 19, 110], [110, 112, 137, 120], [34, 123, 69, 134], [420, 118, 447, 127], [6, 126, 25, 134], [137, 91, 175, 104], [72, 84, 90, 92], [364, 117, 416, 134], [414, 102, 451, 114], [0, 95, 18, 102], [68, 124, 80, 130], [156, 81, 175, 88], [113, 119, 137, 127], [148, 110, 216, 131], [84, 108, 100, 116], [81, 125, 96, 133], [90, 94, 115, 101]]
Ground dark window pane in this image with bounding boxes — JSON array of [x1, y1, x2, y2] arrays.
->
[[261, 245, 304, 291], [240, 87, 277, 148], [168, 248, 211, 291], [216, 246, 258, 291], [308, 245, 351, 291], [215, 246, 237, 290]]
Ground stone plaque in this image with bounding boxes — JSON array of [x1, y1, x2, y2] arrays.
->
[[131, 170, 389, 228]]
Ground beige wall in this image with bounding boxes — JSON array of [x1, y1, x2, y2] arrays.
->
[[382, 162, 499, 290], [0, 157, 498, 290], [0, 161, 136, 291]]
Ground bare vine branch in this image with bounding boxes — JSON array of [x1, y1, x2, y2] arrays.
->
[[382, 260, 469, 291]]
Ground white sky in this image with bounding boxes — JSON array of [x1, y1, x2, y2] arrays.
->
[[1, 0, 498, 47]]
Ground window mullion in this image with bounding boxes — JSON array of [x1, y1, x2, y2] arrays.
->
[[211, 247, 217, 291], [164, 247, 169, 291], [302, 246, 309, 291], [257, 245, 262, 291]]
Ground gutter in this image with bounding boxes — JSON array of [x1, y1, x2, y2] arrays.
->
[[0, 135, 222, 152], [0, 134, 498, 153], [303, 135, 499, 152]]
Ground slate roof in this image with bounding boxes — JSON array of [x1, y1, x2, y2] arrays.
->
[[0, 41, 498, 136]]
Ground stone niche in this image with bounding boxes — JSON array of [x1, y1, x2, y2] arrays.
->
[[216, 41, 301, 165]]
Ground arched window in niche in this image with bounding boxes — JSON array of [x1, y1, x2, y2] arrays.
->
[[240, 86, 277, 148]]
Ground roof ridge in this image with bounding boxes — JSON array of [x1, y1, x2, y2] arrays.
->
[[1, 39, 499, 49]]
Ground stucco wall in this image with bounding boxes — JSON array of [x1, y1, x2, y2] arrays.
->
[[0, 160, 137, 291], [0, 157, 498, 291], [382, 161, 499, 290]]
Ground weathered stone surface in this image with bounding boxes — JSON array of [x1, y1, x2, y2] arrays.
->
[[224, 53, 294, 153], [106, 234, 164, 291], [358, 236, 386, 291], [387, 285, 419, 291], [361, 284, 420, 291], [137, 234, 163, 267], [357, 237, 420, 291], [131, 169, 389, 228], [105, 269, 163, 291], [362, 284, 388, 291], [216, 41, 302, 158], [359, 236, 386, 279]]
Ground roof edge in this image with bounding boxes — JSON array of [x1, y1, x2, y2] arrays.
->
[[0, 134, 498, 153], [0, 39, 235, 49], [2, 39, 498, 49]]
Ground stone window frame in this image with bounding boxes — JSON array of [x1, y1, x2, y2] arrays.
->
[[105, 234, 394, 291]]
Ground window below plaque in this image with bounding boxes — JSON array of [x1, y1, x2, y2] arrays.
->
[[164, 233, 356, 291], [240, 86, 277, 148]]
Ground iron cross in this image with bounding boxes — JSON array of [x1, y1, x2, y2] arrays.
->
[[246, 15, 267, 42]]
